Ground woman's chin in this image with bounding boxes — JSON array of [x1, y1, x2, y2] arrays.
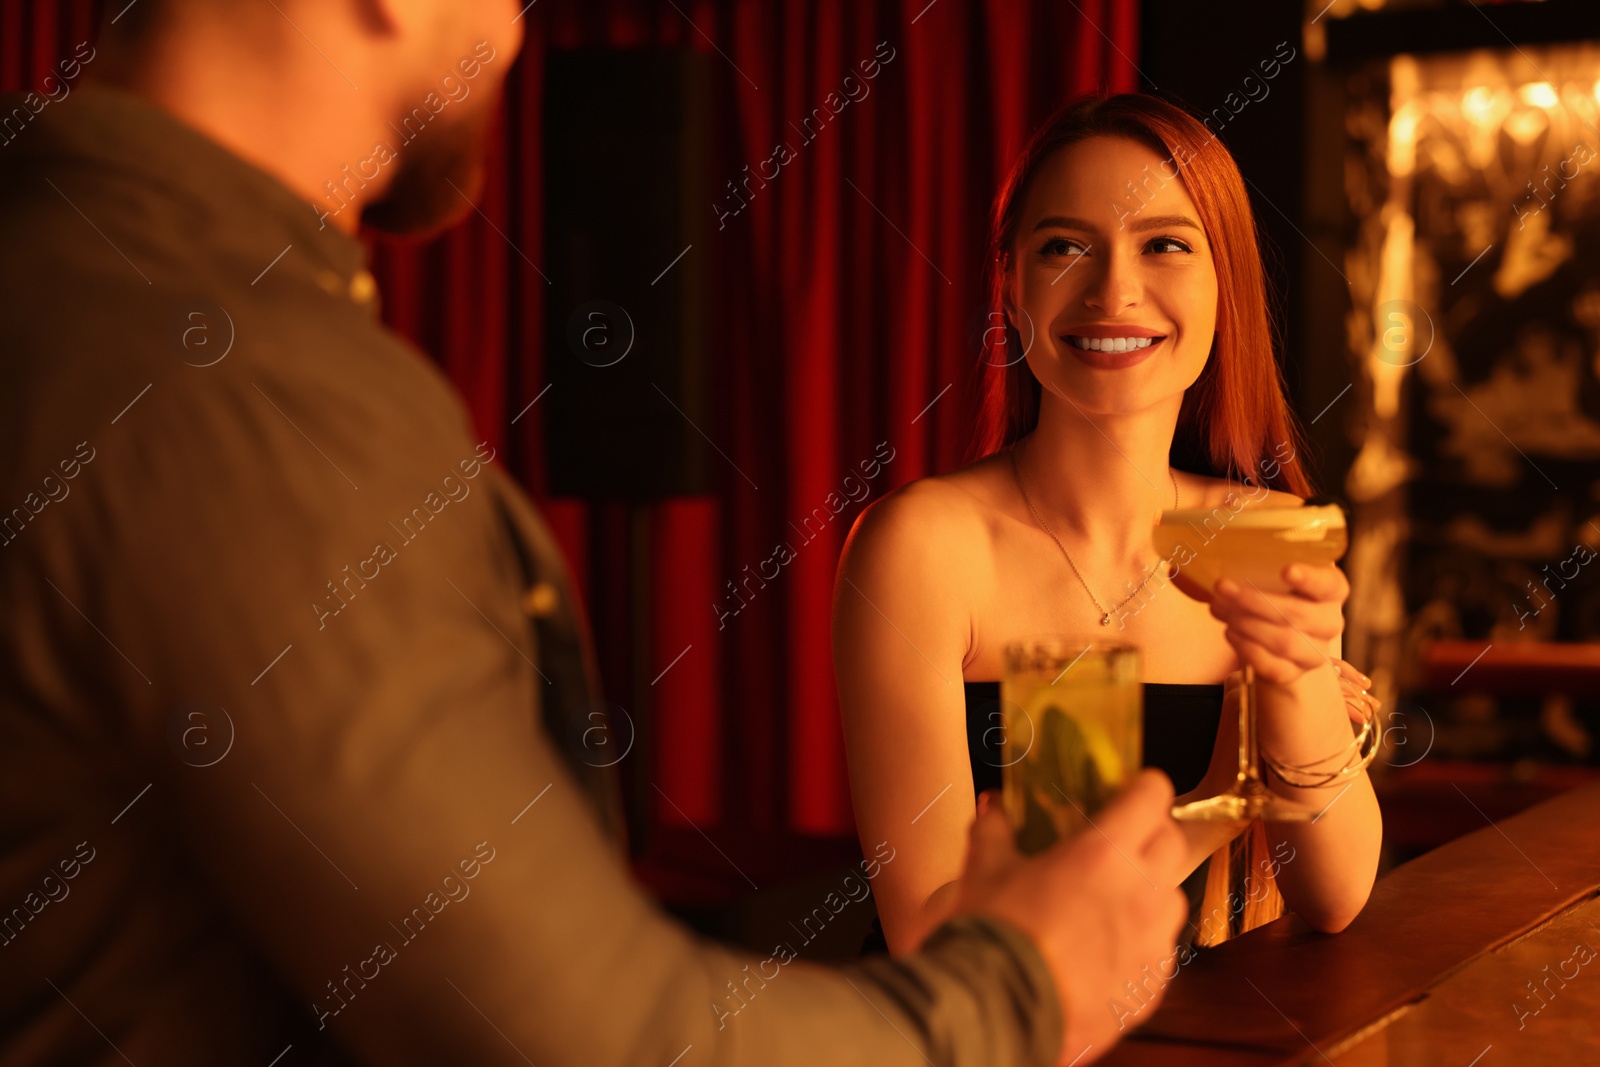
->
[[1041, 379, 1180, 419]]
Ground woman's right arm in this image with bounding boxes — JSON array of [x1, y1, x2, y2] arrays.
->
[[833, 483, 982, 955]]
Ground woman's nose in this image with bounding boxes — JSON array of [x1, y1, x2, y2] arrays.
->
[[1081, 250, 1142, 312]]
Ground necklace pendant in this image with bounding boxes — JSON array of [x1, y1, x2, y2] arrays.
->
[[1100, 613, 1112, 626]]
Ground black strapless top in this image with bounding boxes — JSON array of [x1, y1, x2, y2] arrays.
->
[[963, 680, 1224, 797], [858, 679, 1226, 956]]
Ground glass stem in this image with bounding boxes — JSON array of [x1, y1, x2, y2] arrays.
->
[[1239, 663, 1262, 788]]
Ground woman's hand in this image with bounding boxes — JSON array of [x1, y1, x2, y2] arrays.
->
[[1172, 564, 1348, 686], [1331, 656, 1380, 726]]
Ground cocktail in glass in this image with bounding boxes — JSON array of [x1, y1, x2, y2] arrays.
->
[[1150, 502, 1349, 822], [1000, 637, 1142, 854]]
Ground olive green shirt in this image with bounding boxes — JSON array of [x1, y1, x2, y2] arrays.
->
[[0, 84, 1062, 1065]]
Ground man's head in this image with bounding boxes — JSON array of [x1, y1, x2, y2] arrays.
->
[[92, 0, 525, 237]]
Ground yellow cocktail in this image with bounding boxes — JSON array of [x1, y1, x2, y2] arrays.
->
[[1151, 502, 1350, 822], [1001, 638, 1142, 854], [1151, 503, 1348, 596]]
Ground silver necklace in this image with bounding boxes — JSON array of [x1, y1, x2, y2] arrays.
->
[[1010, 440, 1179, 626]]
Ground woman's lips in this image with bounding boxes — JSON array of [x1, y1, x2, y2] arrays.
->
[[1063, 334, 1165, 369]]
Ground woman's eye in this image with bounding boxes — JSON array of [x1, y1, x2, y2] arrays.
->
[[1148, 237, 1193, 254], [1039, 236, 1087, 257], [1037, 236, 1193, 257]]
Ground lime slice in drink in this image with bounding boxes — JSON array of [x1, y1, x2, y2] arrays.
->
[[1023, 692, 1124, 811]]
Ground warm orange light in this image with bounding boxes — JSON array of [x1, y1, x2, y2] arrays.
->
[[1463, 86, 1497, 123], [1519, 82, 1559, 109]]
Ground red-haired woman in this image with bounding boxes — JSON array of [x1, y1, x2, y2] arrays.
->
[[834, 93, 1383, 957]]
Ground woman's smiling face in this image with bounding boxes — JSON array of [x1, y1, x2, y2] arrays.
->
[[1004, 134, 1219, 416]]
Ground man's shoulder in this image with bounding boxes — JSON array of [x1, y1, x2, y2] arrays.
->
[[0, 175, 466, 504]]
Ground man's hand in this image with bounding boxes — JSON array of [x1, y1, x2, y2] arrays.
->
[[949, 770, 1189, 1066]]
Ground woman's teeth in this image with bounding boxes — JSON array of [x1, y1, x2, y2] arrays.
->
[[1068, 336, 1162, 352]]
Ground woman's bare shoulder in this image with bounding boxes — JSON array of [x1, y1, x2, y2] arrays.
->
[[840, 455, 1012, 584], [850, 454, 1011, 543]]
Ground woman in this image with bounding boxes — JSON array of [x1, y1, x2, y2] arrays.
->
[[833, 93, 1383, 956]]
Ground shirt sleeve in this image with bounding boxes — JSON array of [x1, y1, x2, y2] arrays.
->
[[23, 354, 1064, 1067]]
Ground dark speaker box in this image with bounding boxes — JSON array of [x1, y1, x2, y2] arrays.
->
[[542, 47, 715, 500]]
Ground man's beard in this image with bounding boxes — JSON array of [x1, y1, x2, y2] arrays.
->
[[359, 93, 499, 237]]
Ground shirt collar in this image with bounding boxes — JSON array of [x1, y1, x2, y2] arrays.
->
[[6, 82, 375, 307]]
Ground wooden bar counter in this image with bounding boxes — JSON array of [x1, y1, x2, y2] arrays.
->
[[1100, 782, 1600, 1065]]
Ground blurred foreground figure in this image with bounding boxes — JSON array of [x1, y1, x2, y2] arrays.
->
[[0, 2, 1186, 1064]]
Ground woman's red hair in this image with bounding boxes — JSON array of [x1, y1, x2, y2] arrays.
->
[[969, 91, 1315, 501]]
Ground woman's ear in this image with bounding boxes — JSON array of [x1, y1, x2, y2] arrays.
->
[[996, 246, 1018, 307], [999, 270, 1022, 332]]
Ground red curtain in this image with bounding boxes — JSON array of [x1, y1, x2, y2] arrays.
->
[[4, 0, 1139, 838]]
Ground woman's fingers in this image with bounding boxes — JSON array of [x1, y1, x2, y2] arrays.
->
[[1189, 568, 1351, 683], [1220, 609, 1335, 673], [1332, 657, 1372, 689], [1285, 562, 1350, 603], [1211, 577, 1343, 637], [1224, 630, 1306, 686], [1337, 681, 1369, 725], [1330, 658, 1379, 724], [1334, 669, 1365, 702]]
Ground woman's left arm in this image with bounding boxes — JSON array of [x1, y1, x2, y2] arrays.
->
[[1206, 562, 1383, 933]]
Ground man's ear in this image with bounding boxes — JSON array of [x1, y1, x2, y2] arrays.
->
[[353, 0, 403, 36]]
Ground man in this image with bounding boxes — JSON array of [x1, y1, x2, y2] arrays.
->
[[0, 1, 1187, 1063]]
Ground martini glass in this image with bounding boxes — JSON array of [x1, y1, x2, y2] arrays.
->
[[1150, 502, 1349, 822]]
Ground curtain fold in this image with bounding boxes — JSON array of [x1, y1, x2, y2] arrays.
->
[[4, 0, 1140, 839]]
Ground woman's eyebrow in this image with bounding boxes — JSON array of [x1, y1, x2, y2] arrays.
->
[[1031, 213, 1203, 234]]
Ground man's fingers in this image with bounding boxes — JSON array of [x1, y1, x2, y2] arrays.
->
[[1092, 769, 1176, 854], [962, 792, 1019, 887], [1139, 810, 1190, 888], [1159, 886, 1190, 947]]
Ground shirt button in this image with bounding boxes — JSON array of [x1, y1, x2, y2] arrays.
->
[[522, 581, 560, 618], [349, 270, 377, 304]]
